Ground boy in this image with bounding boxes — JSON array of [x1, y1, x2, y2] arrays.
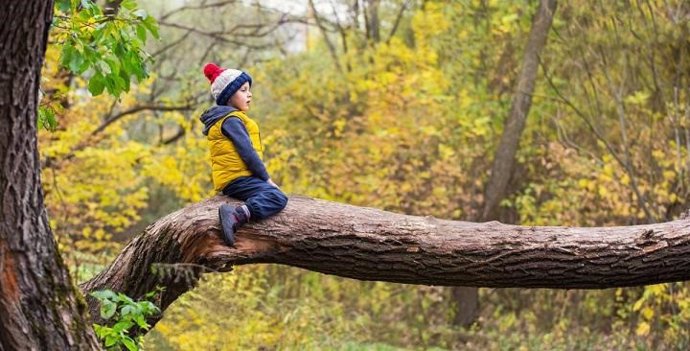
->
[[200, 62, 288, 246]]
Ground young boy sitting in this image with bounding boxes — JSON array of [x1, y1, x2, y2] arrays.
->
[[200, 63, 288, 246]]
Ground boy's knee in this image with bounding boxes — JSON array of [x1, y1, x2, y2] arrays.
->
[[274, 190, 288, 210]]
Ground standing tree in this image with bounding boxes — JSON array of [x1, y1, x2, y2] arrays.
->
[[452, 0, 558, 327], [0, 0, 99, 349]]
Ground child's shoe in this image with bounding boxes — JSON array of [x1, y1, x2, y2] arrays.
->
[[218, 204, 249, 246]]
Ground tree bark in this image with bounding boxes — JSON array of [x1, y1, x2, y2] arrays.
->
[[453, 0, 559, 328], [0, 1, 100, 350], [81, 196, 690, 336]]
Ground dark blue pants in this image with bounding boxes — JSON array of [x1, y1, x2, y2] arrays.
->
[[222, 176, 288, 220]]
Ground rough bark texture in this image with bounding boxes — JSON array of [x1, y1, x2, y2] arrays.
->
[[0, 1, 100, 350], [453, 0, 559, 327], [81, 196, 690, 335]]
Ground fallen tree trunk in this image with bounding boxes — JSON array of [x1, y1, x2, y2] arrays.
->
[[81, 195, 690, 329]]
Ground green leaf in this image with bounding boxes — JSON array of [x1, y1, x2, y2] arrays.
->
[[142, 16, 159, 39], [103, 76, 117, 95], [92, 25, 105, 43], [110, 74, 129, 93], [120, 305, 135, 317], [119, 27, 132, 42], [60, 44, 85, 74], [120, 0, 137, 10], [105, 58, 121, 75], [77, 8, 92, 21], [104, 335, 117, 347], [90, 289, 117, 301], [59, 44, 73, 65], [82, 45, 98, 65], [38, 106, 58, 131], [88, 73, 106, 96], [100, 301, 117, 320], [140, 301, 159, 314], [118, 292, 134, 303], [55, 0, 71, 13], [145, 288, 162, 299], [121, 55, 135, 75], [135, 25, 147, 43], [134, 314, 148, 329], [92, 324, 105, 338], [122, 337, 138, 351], [67, 50, 85, 73], [112, 320, 133, 333]]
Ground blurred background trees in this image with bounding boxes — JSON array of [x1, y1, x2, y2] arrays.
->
[[40, 0, 690, 349]]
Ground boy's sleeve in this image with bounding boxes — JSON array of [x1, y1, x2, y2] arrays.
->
[[220, 117, 270, 181]]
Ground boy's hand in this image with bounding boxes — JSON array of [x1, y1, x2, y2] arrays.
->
[[268, 178, 280, 189]]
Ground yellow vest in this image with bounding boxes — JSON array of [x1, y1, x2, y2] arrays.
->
[[207, 111, 264, 192]]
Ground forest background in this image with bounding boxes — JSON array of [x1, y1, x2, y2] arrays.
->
[[39, 0, 690, 349]]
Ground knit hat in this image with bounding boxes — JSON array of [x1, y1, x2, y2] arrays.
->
[[203, 63, 253, 106]]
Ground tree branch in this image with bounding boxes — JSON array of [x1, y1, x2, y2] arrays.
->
[[91, 104, 194, 137], [81, 196, 690, 336], [308, 0, 343, 73], [386, 0, 411, 44]]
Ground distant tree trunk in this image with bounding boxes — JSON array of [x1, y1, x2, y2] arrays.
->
[[367, 0, 381, 43], [0, 1, 100, 350], [81, 196, 690, 337], [483, 0, 557, 222], [452, 0, 558, 328], [451, 286, 480, 327]]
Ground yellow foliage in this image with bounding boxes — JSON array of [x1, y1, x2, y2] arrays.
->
[[39, 46, 211, 263], [636, 322, 650, 337]]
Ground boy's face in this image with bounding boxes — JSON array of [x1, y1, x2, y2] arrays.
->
[[228, 82, 252, 111]]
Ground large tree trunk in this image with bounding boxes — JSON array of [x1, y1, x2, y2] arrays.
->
[[453, 0, 559, 327], [0, 1, 100, 350], [81, 196, 690, 336]]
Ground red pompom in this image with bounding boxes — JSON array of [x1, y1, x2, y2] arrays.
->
[[203, 63, 224, 83]]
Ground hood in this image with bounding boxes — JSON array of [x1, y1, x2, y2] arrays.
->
[[199, 105, 237, 135]]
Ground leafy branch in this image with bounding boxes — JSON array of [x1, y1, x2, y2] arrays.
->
[[52, 0, 159, 97], [91, 289, 162, 350]]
